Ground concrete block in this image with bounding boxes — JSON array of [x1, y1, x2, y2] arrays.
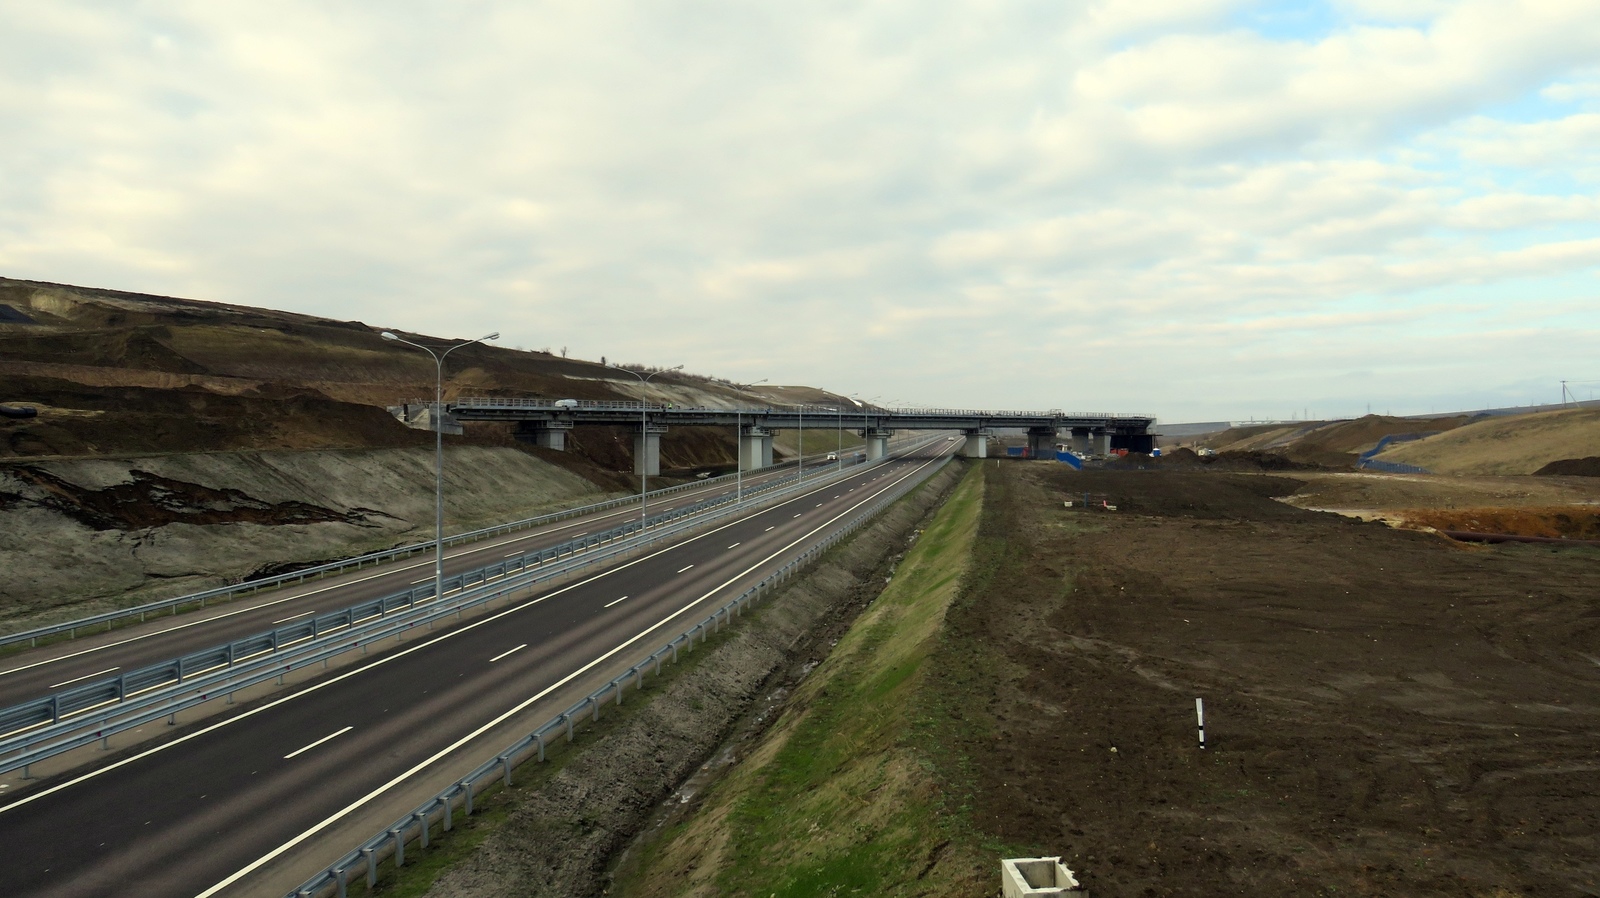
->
[[1002, 857, 1081, 897]]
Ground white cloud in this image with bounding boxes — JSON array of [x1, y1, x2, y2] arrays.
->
[[0, 1, 1598, 422]]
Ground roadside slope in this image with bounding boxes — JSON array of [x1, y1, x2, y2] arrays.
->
[[613, 462, 991, 898], [1375, 407, 1600, 474], [0, 446, 612, 629]]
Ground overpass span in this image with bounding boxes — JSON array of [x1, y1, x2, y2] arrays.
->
[[395, 398, 1157, 473]]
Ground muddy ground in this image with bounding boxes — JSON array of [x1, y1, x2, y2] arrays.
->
[[939, 464, 1599, 897]]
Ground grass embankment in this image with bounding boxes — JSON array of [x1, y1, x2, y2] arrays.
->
[[770, 427, 867, 460], [613, 463, 994, 898], [1377, 407, 1600, 474]]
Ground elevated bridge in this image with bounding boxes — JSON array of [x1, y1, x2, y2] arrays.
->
[[391, 397, 1156, 476]]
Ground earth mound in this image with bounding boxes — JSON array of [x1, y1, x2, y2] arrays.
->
[[1534, 455, 1600, 477]]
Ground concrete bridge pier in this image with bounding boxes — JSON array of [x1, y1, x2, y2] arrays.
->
[[1069, 428, 1092, 455], [962, 429, 989, 458], [863, 428, 895, 461], [515, 420, 573, 451], [1027, 428, 1057, 458], [633, 424, 669, 476], [739, 426, 774, 471], [1093, 430, 1111, 455]]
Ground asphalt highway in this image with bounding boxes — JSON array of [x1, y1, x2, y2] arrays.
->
[[0, 439, 957, 897], [0, 457, 842, 709]]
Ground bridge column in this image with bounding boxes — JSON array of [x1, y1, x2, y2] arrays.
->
[[961, 430, 989, 458], [1027, 428, 1057, 458], [863, 428, 895, 461], [1093, 430, 1111, 456], [1069, 428, 1092, 455], [514, 420, 573, 451], [739, 426, 774, 471], [633, 425, 668, 476]]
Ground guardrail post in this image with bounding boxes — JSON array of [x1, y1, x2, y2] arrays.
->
[[335, 864, 348, 898], [442, 793, 453, 832], [564, 713, 574, 742], [461, 779, 474, 815], [363, 848, 377, 888], [535, 732, 545, 762], [417, 811, 429, 849], [391, 828, 405, 866], [501, 755, 513, 787]]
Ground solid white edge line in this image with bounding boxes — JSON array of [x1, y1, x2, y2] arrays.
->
[[0, 468, 798, 680], [0, 444, 946, 893], [47, 666, 121, 690], [194, 447, 950, 898], [283, 726, 354, 760], [0, 451, 922, 817], [488, 644, 528, 663]]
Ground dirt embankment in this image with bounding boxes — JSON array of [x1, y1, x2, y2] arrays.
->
[[0, 446, 613, 630], [936, 465, 1600, 897], [1536, 456, 1600, 477], [0, 276, 819, 478], [1376, 407, 1600, 475], [1187, 415, 1476, 469], [418, 462, 966, 898]]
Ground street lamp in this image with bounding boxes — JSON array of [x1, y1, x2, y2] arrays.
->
[[609, 363, 683, 525], [381, 329, 499, 607]]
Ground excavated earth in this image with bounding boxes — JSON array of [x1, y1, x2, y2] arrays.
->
[[941, 464, 1600, 897]]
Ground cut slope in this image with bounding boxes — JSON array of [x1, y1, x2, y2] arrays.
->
[[1375, 407, 1600, 475]]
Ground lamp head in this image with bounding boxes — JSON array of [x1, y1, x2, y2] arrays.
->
[[381, 331, 399, 341], [483, 333, 500, 341]]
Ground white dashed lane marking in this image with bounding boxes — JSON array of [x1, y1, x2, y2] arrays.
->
[[284, 726, 353, 760], [489, 644, 527, 662]]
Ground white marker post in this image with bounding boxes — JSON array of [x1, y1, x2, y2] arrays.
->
[[1195, 698, 1206, 749]]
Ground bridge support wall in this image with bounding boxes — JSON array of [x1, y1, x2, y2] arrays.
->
[[863, 428, 894, 461], [1027, 428, 1057, 458], [962, 430, 989, 458], [633, 425, 668, 476], [739, 426, 774, 471], [515, 420, 572, 451]]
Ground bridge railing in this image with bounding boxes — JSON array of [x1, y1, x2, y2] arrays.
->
[[441, 398, 1151, 421]]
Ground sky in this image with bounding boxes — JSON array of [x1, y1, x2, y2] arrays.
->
[[2, 1, 1599, 424]]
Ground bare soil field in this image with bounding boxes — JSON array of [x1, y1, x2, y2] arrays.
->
[[936, 464, 1600, 897], [1280, 471, 1600, 514]]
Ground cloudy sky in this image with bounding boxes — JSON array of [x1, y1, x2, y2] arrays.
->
[[3, 1, 1598, 423]]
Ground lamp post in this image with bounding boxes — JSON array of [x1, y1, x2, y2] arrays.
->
[[796, 402, 803, 483], [609, 363, 683, 525], [831, 404, 842, 472], [381, 329, 499, 607]]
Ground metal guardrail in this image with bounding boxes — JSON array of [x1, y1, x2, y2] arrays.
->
[[0, 461, 797, 650], [0, 444, 932, 776], [284, 447, 953, 898]]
